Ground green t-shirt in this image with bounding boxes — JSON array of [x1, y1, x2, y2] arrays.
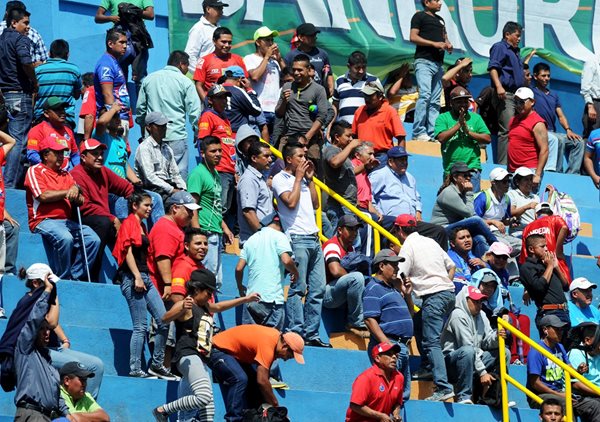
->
[[60, 386, 102, 413], [434, 111, 490, 175], [187, 164, 223, 233], [100, 0, 154, 16]]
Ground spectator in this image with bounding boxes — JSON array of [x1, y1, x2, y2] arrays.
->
[[409, 0, 452, 142], [193, 27, 247, 101], [488, 21, 525, 165], [583, 128, 600, 192], [507, 167, 540, 228], [352, 80, 406, 164], [435, 86, 491, 193], [580, 54, 600, 138], [538, 398, 564, 422], [532, 62, 584, 174], [482, 242, 513, 290], [188, 136, 234, 288], [236, 213, 297, 330], [234, 123, 259, 176], [351, 141, 380, 218], [24, 138, 100, 281], [33, 39, 81, 129], [441, 57, 476, 113], [395, 214, 456, 402], [59, 362, 110, 420], [385, 63, 418, 122], [0, 2, 48, 66], [441, 286, 507, 404], [284, 23, 333, 96], [136, 50, 201, 180], [220, 66, 263, 134], [568, 277, 600, 326], [469, 268, 506, 324], [322, 215, 369, 337], [345, 342, 405, 422], [207, 325, 305, 421], [170, 228, 208, 303], [363, 248, 413, 401], [3, 209, 20, 277], [134, 112, 187, 201], [0, 6, 37, 189], [184, 0, 227, 73], [0, 127, 15, 316], [77, 72, 96, 141], [447, 227, 486, 293], [271, 143, 330, 347], [568, 323, 600, 412], [237, 140, 273, 245], [244, 26, 285, 131]]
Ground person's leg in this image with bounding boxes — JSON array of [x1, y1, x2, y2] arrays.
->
[[562, 135, 585, 175], [34, 219, 75, 279], [220, 172, 235, 215], [49, 347, 105, 399], [413, 58, 435, 139], [67, 220, 101, 281], [416, 221, 449, 251], [120, 271, 149, 374], [15, 407, 51, 421], [470, 169, 482, 194], [0, 224, 5, 276], [206, 349, 249, 422], [397, 341, 412, 402], [111, 194, 129, 220], [574, 397, 600, 422], [167, 139, 189, 181], [131, 47, 150, 94], [544, 131, 560, 172], [495, 92, 515, 165], [202, 232, 221, 285], [427, 62, 444, 137], [265, 304, 285, 331], [445, 345, 476, 401], [495, 232, 522, 257], [285, 236, 309, 337], [4, 220, 19, 275], [81, 215, 114, 282], [322, 272, 366, 328], [303, 237, 326, 341], [3, 92, 33, 188], [143, 274, 169, 369]]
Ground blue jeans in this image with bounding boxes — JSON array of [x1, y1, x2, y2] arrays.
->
[[3, 92, 33, 188], [471, 170, 482, 194], [49, 347, 105, 399], [550, 131, 585, 174], [120, 271, 168, 372], [421, 290, 455, 391], [544, 132, 561, 172], [445, 216, 498, 258], [4, 220, 19, 275], [413, 58, 443, 138], [167, 139, 189, 181], [368, 338, 411, 402], [286, 234, 326, 340], [323, 271, 365, 328], [220, 172, 235, 214], [242, 302, 285, 331], [34, 219, 101, 281], [202, 233, 223, 290], [109, 190, 165, 230]]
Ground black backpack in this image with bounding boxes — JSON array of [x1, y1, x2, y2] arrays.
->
[[477, 372, 502, 408], [243, 406, 290, 422]]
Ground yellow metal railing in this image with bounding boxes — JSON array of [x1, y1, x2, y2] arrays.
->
[[497, 317, 600, 422], [263, 140, 401, 250]]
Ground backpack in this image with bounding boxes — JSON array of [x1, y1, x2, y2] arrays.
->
[[0, 353, 16, 392], [243, 406, 290, 422], [477, 372, 503, 408], [544, 185, 580, 243]]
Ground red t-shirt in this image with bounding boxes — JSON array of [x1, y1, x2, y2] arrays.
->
[[80, 86, 97, 118], [507, 111, 547, 172], [27, 121, 78, 170], [24, 163, 76, 231], [198, 110, 235, 174], [322, 235, 352, 282], [171, 255, 205, 296], [193, 52, 248, 91], [351, 157, 373, 209], [352, 101, 406, 153], [147, 217, 185, 294], [0, 149, 5, 219], [213, 325, 280, 369], [345, 364, 404, 422]]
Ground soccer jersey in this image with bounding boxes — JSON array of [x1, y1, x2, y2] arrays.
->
[[94, 52, 130, 120], [198, 109, 235, 174], [193, 52, 247, 91]]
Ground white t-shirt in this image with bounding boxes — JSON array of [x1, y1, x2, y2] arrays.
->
[[243, 53, 281, 113], [271, 171, 318, 236], [507, 188, 540, 226]]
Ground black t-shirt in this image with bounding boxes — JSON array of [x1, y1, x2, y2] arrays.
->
[[131, 234, 149, 273], [173, 304, 214, 365], [410, 11, 446, 63], [519, 257, 567, 308]]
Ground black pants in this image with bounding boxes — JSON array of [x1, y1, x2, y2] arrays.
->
[[81, 214, 115, 282]]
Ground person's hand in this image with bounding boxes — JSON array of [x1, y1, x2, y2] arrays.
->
[[596, 255, 600, 269], [528, 201, 538, 210], [240, 77, 252, 90], [588, 104, 597, 123], [532, 174, 541, 190], [290, 269, 299, 284], [43, 273, 54, 292], [223, 226, 234, 245], [110, 15, 120, 24], [496, 86, 507, 101], [377, 414, 393, 422], [62, 339, 71, 349], [566, 129, 582, 141], [461, 178, 473, 192], [183, 295, 194, 310], [268, 43, 280, 59], [282, 89, 292, 103], [111, 102, 123, 113], [415, 211, 423, 222], [66, 185, 79, 201], [469, 258, 487, 268], [592, 175, 600, 189], [367, 157, 380, 170], [460, 57, 473, 68], [400, 275, 413, 296], [432, 41, 446, 50], [541, 251, 554, 268], [245, 292, 261, 303], [480, 373, 496, 387], [162, 285, 172, 301], [4, 215, 19, 227], [113, 217, 121, 233], [445, 42, 453, 54], [375, 212, 383, 222], [348, 138, 363, 150], [134, 275, 146, 292], [304, 160, 315, 181], [498, 327, 507, 339], [490, 220, 506, 233], [522, 290, 531, 306], [294, 159, 309, 179], [577, 362, 589, 374]]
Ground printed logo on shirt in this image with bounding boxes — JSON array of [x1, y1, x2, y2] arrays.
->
[[222, 137, 235, 145], [545, 357, 565, 382], [528, 227, 550, 236], [379, 384, 385, 392], [102, 67, 112, 79]]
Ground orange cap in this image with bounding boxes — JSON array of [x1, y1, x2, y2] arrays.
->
[[282, 332, 305, 364]]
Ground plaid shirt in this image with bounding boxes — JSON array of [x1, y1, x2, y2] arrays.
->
[[0, 22, 48, 63]]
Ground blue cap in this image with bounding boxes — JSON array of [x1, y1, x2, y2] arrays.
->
[[387, 146, 409, 159], [260, 212, 280, 227], [165, 191, 201, 210], [225, 66, 246, 78]]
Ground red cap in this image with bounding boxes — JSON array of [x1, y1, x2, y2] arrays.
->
[[79, 138, 107, 154], [39, 136, 69, 152], [394, 214, 417, 227], [371, 342, 400, 358], [467, 286, 488, 301]]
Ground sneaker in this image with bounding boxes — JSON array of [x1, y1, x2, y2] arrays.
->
[[458, 398, 473, 405], [415, 134, 431, 142], [270, 377, 289, 389], [148, 365, 180, 381], [346, 325, 371, 339], [411, 369, 433, 381], [152, 407, 168, 422], [129, 370, 157, 379], [425, 388, 455, 402], [508, 401, 517, 408], [0, 307, 6, 319]]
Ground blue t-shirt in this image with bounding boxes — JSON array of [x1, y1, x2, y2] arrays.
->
[[93, 130, 128, 178], [586, 128, 600, 176], [94, 52, 130, 120], [527, 341, 569, 392], [568, 348, 600, 386], [448, 249, 479, 294], [363, 278, 413, 338], [532, 86, 560, 132], [568, 301, 600, 326]]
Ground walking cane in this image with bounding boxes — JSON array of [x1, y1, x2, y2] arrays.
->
[[76, 206, 92, 283]]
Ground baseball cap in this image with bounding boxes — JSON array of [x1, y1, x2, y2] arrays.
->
[[202, 0, 228, 8], [282, 332, 305, 364], [450, 161, 471, 174], [43, 97, 69, 111], [253, 26, 279, 41], [539, 314, 568, 328], [387, 146, 409, 159], [165, 191, 201, 210], [189, 269, 217, 291], [489, 167, 511, 181], [296, 23, 320, 36], [260, 212, 280, 227], [79, 138, 107, 154], [338, 214, 363, 228], [466, 285, 488, 301], [569, 277, 597, 292], [371, 342, 400, 358], [471, 268, 500, 286], [487, 241, 512, 257], [535, 202, 553, 214], [59, 361, 95, 379], [208, 84, 231, 97], [515, 87, 535, 101], [39, 136, 69, 152], [145, 111, 171, 126], [394, 214, 417, 228], [361, 80, 385, 96], [225, 66, 246, 79], [449, 86, 471, 100], [372, 249, 405, 266], [25, 263, 60, 282], [513, 167, 535, 177]]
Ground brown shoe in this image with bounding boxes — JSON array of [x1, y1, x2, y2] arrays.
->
[[347, 325, 371, 338]]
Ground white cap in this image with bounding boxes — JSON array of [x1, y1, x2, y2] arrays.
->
[[535, 202, 552, 214], [26, 263, 60, 282], [569, 277, 597, 292], [489, 167, 510, 181], [515, 87, 535, 100], [513, 167, 535, 177]]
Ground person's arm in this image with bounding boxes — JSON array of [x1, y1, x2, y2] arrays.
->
[[126, 162, 141, 185], [195, 81, 208, 102], [442, 58, 473, 87], [528, 374, 565, 397], [95, 103, 121, 137], [556, 107, 581, 141], [0, 129, 16, 156], [235, 258, 247, 296], [275, 88, 290, 118], [241, 208, 261, 233], [349, 403, 393, 422], [306, 88, 329, 140], [155, 257, 173, 300], [327, 139, 362, 169], [206, 292, 260, 313], [100, 82, 115, 107], [305, 119, 323, 142], [327, 74, 334, 98], [221, 220, 234, 245], [532, 122, 549, 187], [17, 283, 53, 354], [256, 365, 279, 406], [489, 68, 505, 100], [141, 6, 155, 20], [65, 409, 110, 422], [437, 119, 462, 144], [281, 252, 299, 281], [278, 167, 308, 209], [511, 200, 537, 218], [364, 317, 389, 344], [163, 295, 192, 322], [409, 28, 447, 49], [37, 184, 80, 203], [555, 226, 569, 261], [573, 380, 600, 397], [583, 150, 600, 188], [94, 6, 120, 24], [326, 258, 348, 279]]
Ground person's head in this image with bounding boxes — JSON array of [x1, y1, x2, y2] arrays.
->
[[207, 84, 231, 113], [449, 162, 472, 190], [167, 50, 190, 75], [539, 314, 568, 344], [514, 87, 535, 118], [524, 63, 532, 85], [275, 332, 305, 364], [6, 7, 29, 34], [569, 277, 597, 308], [372, 342, 400, 372], [4, 1, 25, 17], [42, 97, 68, 126], [98, 106, 122, 134], [165, 191, 201, 228], [253, 26, 278, 55], [453, 57, 473, 85], [472, 269, 500, 299], [35, 319, 52, 349], [235, 125, 258, 158], [186, 269, 217, 306], [213, 27, 233, 57], [260, 212, 282, 231], [512, 167, 535, 194], [361, 80, 385, 112], [393, 214, 418, 242], [202, 0, 227, 24], [82, 72, 94, 88], [580, 323, 600, 356], [347, 51, 367, 81], [39, 136, 68, 170], [291, 54, 311, 85], [79, 139, 107, 172], [372, 248, 405, 281], [533, 62, 551, 89], [466, 285, 487, 316], [247, 141, 272, 172], [295, 23, 319, 49], [502, 21, 522, 47], [353, 141, 376, 168], [489, 167, 511, 196], [525, 234, 548, 260], [282, 142, 306, 172], [281, 66, 294, 84], [485, 242, 512, 270], [421, 0, 442, 13], [105, 27, 127, 57], [184, 227, 209, 262], [336, 215, 362, 247], [449, 86, 471, 116], [449, 227, 472, 254], [330, 120, 353, 148], [386, 146, 409, 175], [128, 191, 152, 219], [539, 398, 564, 422], [200, 136, 223, 168], [60, 362, 95, 402], [145, 112, 170, 143], [49, 39, 69, 60], [535, 202, 553, 218], [19, 263, 59, 290]]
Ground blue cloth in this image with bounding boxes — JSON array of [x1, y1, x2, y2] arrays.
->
[[444, 216, 498, 258], [532, 86, 560, 132], [323, 271, 365, 328], [0, 28, 33, 92], [34, 58, 82, 127], [109, 190, 164, 230], [203, 233, 223, 290], [487, 40, 524, 91], [527, 340, 569, 392], [48, 347, 105, 400], [223, 84, 262, 133], [568, 302, 600, 326], [447, 249, 479, 293], [94, 52, 130, 120], [585, 128, 600, 176], [3, 92, 33, 188], [413, 58, 444, 138], [237, 165, 273, 244], [363, 278, 414, 338], [446, 346, 502, 402], [94, 130, 128, 178], [369, 166, 422, 216]]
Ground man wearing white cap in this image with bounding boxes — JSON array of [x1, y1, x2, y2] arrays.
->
[[568, 277, 600, 326], [507, 86, 549, 192], [508, 166, 540, 227]]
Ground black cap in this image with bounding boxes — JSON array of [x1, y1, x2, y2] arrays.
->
[[296, 23, 320, 36], [338, 214, 363, 228], [450, 161, 471, 174], [203, 0, 229, 7], [190, 269, 217, 291], [59, 362, 95, 379]]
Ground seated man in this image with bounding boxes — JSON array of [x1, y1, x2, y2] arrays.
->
[[442, 286, 507, 404], [568, 277, 600, 326], [539, 398, 564, 422], [568, 323, 600, 414], [322, 215, 369, 338], [447, 226, 487, 293], [59, 361, 110, 421], [24, 137, 100, 281], [345, 342, 404, 422]]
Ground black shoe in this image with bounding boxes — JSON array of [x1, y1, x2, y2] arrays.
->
[[305, 338, 332, 348]]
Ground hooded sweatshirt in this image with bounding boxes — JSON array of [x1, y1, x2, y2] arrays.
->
[[235, 124, 260, 177], [441, 287, 499, 376]]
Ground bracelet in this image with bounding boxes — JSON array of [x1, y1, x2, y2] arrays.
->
[[565, 127, 571, 131], [163, 283, 172, 286], [62, 338, 70, 344]]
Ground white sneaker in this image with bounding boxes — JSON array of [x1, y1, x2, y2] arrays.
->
[[415, 134, 432, 142], [0, 307, 5, 319], [458, 399, 473, 405]]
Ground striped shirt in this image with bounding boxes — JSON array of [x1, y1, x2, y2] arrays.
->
[[332, 72, 379, 124], [0, 22, 48, 64], [363, 277, 413, 338], [34, 58, 82, 126]]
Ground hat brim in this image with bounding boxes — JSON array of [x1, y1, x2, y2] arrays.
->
[[82, 144, 107, 153], [255, 30, 279, 41], [183, 203, 202, 211], [210, 91, 232, 97], [451, 95, 471, 100], [293, 352, 305, 365], [362, 88, 382, 96], [468, 293, 488, 301], [44, 102, 69, 111]]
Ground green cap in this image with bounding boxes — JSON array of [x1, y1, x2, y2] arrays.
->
[[43, 97, 69, 111], [253, 26, 279, 41]]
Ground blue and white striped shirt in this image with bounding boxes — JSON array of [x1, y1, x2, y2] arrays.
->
[[332, 72, 379, 124]]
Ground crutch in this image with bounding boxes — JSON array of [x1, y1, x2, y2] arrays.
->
[[76, 206, 92, 283]]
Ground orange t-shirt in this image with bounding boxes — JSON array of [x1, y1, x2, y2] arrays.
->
[[193, 52, 248, 91], [212, 325, 280, 369], [352, 100, 406, 153]]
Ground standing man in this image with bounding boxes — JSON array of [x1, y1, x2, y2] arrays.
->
[[136, 50, 201, 180], [580, 54, 600, 138], [409, 0, 453, 142], [0, 1, 48, 66], [184, 0, 227, 74], [488, 21, 525, 165], [272, 143, 330, 347]]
